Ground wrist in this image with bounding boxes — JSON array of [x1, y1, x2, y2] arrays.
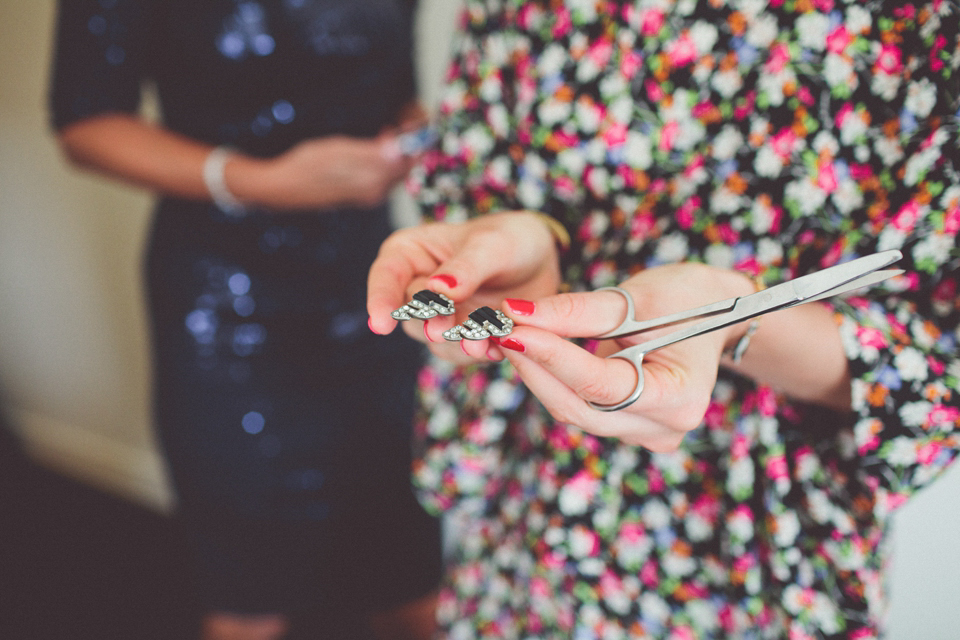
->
[[523, 210, 571, 253], [224, 153, 284, 211]]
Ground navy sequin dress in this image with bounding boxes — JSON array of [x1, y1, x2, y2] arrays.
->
[[49, 0, 441, 627]]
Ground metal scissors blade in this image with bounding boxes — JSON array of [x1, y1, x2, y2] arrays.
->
[[589, 249, 902, 412]]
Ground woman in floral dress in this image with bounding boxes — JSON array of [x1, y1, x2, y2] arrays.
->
[[368, 1, 960, 637]]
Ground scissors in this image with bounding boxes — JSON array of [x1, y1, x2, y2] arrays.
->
[[589, 249, 903, 412]]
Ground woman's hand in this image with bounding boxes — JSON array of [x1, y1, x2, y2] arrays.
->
[[233, 100, 429, 211], [366, 210, 564, 364], [495, 259, 853, 451], [229, 133, 417, 211], [393, 100, 429, 132], [494, 263, 757, 452]]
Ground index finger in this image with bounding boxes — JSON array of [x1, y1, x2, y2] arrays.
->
[[366, 230, 443, 334], [501, 290, 631, 339]]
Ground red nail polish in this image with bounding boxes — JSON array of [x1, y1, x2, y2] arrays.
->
[[423, 320, 433, 342], [459, 340, 471, 356], [431, 274, 458, 289], [505, 299, 535, 316], [499, 338, 525, 353], [368, 317, 383, 335]]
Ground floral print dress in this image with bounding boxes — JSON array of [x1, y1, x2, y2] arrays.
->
[[410, 1, 960, 638]]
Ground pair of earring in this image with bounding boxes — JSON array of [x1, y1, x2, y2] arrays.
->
[[392, 290, 514, 341]]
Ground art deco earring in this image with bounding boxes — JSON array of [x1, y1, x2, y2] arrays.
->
[[442, 306, 514, 341], [391, 290, 456, 321]]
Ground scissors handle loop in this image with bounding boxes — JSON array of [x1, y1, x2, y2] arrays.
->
[[586, 250, 903, 412]]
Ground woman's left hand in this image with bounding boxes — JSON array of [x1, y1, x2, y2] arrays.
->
[[366, 210, 563, 364], [496, 263, 756, 452]]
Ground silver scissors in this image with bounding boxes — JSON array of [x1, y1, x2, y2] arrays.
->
[[589, 249, 903, 412]]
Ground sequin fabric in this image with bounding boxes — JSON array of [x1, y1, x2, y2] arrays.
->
[[50, 0, 441, 616], [411, 1, 960, 637]]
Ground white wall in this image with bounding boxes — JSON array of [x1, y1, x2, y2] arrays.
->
[[0, 0, 164, 506], [0, 1, 955, 635], [887, 462, 960, 639]]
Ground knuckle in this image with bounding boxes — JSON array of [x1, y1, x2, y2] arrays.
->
[[467, 228, 502, 251], [575, 376, 626, 407], [543, 399, 590, 428], [643, 380, 709, 434], [392, 226, 418, 243], [679, 400, 711, 432], [531, 342, 566, 373], [380, 231, 402, 250], [580, 418, 622, 439], [377, 236, 401, 259], [549, 292, 588, 321], [645, 432, 686, 454], [402, 321, 426, 343]]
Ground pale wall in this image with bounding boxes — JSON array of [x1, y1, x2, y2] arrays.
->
[[0, 1, 956, 636], [0, 0, 163, 505]]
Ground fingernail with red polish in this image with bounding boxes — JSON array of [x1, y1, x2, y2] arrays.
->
[[460, 340, 471, 356], [422, 320, 433, 342], [430, 274, 458, 289], [499, 338, 525, 353], [368, 317, 383, 335], [505, 299, 535, 316]]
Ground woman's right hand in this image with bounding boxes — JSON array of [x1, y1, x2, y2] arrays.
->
[[230, 133, 417, 211]]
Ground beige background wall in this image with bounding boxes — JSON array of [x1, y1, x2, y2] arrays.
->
[[0, 1, 956, 636]]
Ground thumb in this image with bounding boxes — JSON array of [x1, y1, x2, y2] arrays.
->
[[425, 227, 520, 302]]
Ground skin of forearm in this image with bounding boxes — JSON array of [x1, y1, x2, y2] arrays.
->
[[57, 114, 213, 201], [58, 111, 415, 212], [722, 299, 852, 411], [56, 114, 340, 210]]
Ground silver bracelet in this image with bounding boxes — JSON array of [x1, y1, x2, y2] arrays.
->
[[729, 275, 766, 364], [730, 318, 759, 364], [202, 146, 246, 216]]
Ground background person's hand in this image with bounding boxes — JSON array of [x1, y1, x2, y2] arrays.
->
[[494, 263, 756, 451], [392, 100, 430, 133], [231, 133, 417, 211], [366, 210, 564, 363]]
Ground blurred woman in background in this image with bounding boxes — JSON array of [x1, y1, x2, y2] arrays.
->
[[49, 1, 441, 638]]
